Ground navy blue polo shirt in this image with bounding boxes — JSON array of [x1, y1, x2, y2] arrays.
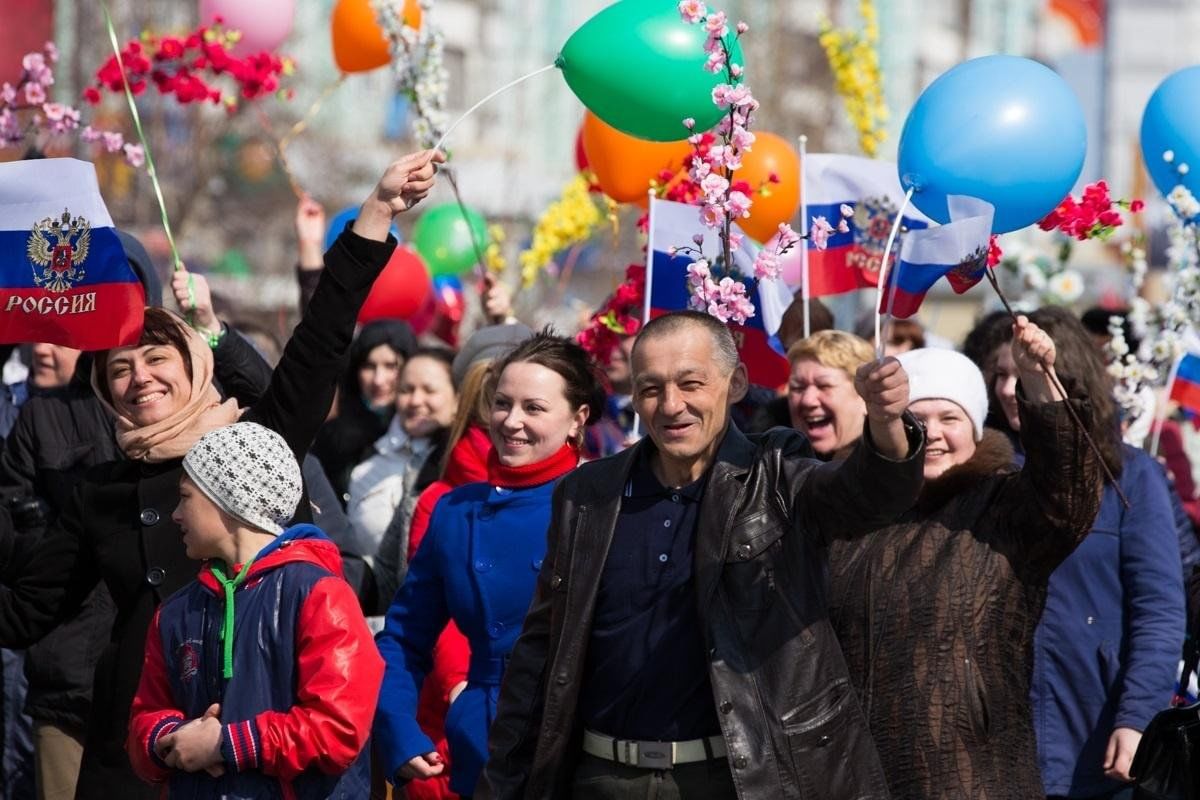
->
[[579, 449, 721, 742]]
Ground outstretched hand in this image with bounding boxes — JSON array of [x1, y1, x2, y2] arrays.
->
[[171, 269, 220, 337], [855, 357, 912, 460]]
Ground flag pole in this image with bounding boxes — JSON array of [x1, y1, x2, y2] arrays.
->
[[1149, 352, 1184, 457], [797, 134, 811, 339], [873, 187, 915, 361]]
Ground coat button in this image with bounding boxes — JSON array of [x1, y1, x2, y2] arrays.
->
[[486, 621, 505, 638], [816, 735, 831, 747], [474, 559, 493, 573], [555, 672, 568, 686], [550, 575, 563, 589], [736, 545, 751, 560], [145, 567, 165, 587], [733, 755, 748, 769], [532, 559, 544, 571], [719, 701, 733, 715], [140, 508, 160, 526]]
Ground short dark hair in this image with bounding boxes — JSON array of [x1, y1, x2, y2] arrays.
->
[[94, 308, 193, 405], [634, 311, 739, 375], [405, 346, 455, 377], [777, 293, 835, 351], [492, 328, 602, 424]]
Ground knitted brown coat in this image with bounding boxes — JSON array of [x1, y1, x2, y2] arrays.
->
[[829, 397, 1104, 800]]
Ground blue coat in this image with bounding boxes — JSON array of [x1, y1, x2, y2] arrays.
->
[[1032, 446, 1186, 797], [374, 478, 555, 796]]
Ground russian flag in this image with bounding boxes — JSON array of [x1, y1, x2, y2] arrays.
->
[[0, 158, 144, 349], [1171, 354, 1200, 415], [647, 198, 792, 388], [878, 196, 994, 320], [804, 154, 932, 295]]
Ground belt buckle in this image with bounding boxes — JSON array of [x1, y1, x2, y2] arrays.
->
[[635, 741, 674, 770]]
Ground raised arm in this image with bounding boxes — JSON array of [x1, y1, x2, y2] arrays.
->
[[799, 357, 925, 543], [244, 151, 445, 457], [1003, 317, 1103, 575]]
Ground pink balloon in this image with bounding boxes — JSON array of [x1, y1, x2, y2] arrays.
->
[[199, 0, 295, 55]]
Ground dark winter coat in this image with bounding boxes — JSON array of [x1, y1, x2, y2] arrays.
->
[[478, 418, 926, 800], [827, 395, 1104, 800], [0, 229, 395, 800]]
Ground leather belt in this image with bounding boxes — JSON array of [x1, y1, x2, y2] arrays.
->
[[582, 729, 727, 770]]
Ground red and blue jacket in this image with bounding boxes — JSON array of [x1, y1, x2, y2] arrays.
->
[[128, 525, 384, 799]]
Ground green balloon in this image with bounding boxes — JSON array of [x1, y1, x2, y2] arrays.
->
[[557, 0, 745, 142], [411, 203, 489, 278]]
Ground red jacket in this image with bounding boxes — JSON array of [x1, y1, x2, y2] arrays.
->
[[402, 426, 489, 800], [128, 527, 384, 798]]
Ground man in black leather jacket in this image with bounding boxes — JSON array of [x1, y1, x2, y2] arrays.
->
[[477, 311, 925, 800]]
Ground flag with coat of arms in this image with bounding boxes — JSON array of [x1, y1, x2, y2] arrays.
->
[[0, 158, 144, 349]]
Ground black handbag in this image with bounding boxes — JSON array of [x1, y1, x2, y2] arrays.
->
[[1132, 636, 1200, 799]]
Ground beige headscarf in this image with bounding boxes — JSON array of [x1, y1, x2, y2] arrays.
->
[[92, 313, 242, 462]]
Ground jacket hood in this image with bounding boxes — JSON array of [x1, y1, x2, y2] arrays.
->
[[197, 524, 344, 593], [915, 428, 1016, 513]]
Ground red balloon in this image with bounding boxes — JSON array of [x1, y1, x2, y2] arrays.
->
[[357, 246, 433, 323]]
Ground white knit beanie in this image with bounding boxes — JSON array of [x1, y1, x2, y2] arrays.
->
[[896, 348, 989, 442], [182, 422, 303, 535]]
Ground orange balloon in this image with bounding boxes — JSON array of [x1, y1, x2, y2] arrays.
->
[[331, 0, 422, 74], [735, 131, 801, 242], [581, 112, 692, 204]]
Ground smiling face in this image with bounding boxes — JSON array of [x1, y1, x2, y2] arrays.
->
[[489, 361, 589, 467], [104, 343, 192, 427], [787, 358, 866, 456], [632, 327, 747, 484], [908, 398, 977, 480], [397, 355, 457, 438], [358, 344, 404, 409], [172, 474, 233, 561], [989, 343, 1020, 432], [30, 342, 81, 389]]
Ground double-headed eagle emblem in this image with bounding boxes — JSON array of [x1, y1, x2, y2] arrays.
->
[[27, 209, 91, 293]]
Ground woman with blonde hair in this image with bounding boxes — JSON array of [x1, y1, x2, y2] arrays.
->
[[786, 329, 875, 458]]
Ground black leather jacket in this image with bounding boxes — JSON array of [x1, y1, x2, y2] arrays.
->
[[478, 419, 924, 800]]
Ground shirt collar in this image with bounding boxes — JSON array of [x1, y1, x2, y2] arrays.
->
[[624, 447, 707, 501], [374, 415, 432, 457]]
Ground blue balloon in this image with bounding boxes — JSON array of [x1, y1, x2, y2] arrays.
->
[[324, 205, 402, 251], [1141, 66, 1200, 203], [432, 275, 462, 291], [897, 55, 1087, 234]]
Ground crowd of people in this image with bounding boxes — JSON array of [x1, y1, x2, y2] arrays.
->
[[0, 148, 1195, 800]]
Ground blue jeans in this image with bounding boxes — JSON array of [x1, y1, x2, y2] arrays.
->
[[2, 648, 34, 800]]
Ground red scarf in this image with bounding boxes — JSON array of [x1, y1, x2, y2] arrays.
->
[[487, 442, 579, 489]]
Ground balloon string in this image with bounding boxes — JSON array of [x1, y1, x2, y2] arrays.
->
[[433, 63, 556, 152], [100, 0, 182, 272], [442, 166, 489, 280], [874, 187, 915, 360], [277, 75, 347, 199]]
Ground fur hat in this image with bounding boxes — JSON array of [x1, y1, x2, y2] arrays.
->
[[182, 422, 303, 535], [897, 348, 989, 441]]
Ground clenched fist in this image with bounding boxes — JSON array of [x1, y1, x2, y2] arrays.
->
[[855, 357, 909, 422], [1010, 315, 1064, 403], [854, 357, 913, 460]]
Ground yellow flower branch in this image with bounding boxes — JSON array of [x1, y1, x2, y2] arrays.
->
[[819, 0, 888, 157]]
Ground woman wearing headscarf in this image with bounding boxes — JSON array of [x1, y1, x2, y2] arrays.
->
[[0, 150, 444, 799]]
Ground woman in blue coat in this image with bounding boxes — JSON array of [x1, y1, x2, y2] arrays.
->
[[978, 307, 1185, 799], [374, 331, 600, 797]]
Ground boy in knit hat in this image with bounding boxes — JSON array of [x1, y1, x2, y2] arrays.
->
[[127, 422, 384, 799]]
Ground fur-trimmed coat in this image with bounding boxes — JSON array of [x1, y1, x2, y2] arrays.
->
[[828, 395, 1104, 800]]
